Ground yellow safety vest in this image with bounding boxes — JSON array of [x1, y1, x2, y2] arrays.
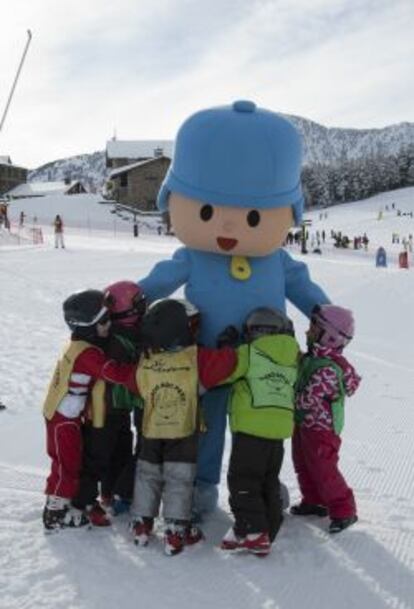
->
[[42, 341, 106, 427], [137, 346, 199, 439]]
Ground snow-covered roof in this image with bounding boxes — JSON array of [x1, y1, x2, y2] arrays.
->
[[5, 180, 83, 198], [106, 140, 174, 160], [109, 156, 170, 178], [0, 155, 12, 166]]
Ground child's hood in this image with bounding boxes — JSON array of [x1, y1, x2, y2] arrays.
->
[[311, 343, 361, 396], [252, 334, 300, 366]]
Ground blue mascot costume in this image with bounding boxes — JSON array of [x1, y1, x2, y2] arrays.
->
[[138, 100, 330, 518]]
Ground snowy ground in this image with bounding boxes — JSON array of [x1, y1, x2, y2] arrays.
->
[[0, 188, 413, 609]]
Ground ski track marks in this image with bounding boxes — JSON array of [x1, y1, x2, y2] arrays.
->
[[0, 463, 413, 609]]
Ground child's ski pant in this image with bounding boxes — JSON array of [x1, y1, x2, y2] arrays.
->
[[292, 426, 356, 519], [132, 434, 197, 522], [45, 412, 82, 499], [228, 432, 284, 542]]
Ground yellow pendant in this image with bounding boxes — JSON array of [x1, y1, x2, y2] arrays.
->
[[230, 256, 251, 281]]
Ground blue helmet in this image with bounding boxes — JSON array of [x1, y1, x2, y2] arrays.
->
[[157, 100, 304, 225]]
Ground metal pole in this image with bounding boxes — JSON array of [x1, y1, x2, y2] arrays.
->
[[0, 29, 32, 133]]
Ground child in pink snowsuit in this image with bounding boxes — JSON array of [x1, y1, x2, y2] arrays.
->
[[291, 305, 361, 533]]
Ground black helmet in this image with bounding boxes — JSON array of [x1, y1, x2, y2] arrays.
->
[[244, 307, 294, 340], [63, 289, 109, 337], [140, 299, 193, 350]]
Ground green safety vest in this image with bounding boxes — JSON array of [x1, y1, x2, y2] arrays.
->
[[226, 334, 299, 440], [296, 355, 345, 435], [111, 334, 143, 412]]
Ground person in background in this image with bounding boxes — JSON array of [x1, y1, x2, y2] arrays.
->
[[54, 214, 65, 249], [291, 305, 361, 533]]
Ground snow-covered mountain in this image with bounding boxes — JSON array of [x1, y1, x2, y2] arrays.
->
[[28, 150, 106, 191], [27, 116, 414, 190], [287, 116, 414, 165]]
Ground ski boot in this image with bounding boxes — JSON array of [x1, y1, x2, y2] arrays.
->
[[43, 495, 70, 531], [131, 517, 154, 546], [329, 515, 358, 534], [87, 502, 111, 527], [164, 523, 186, 556], [290, 502, 328, 517]]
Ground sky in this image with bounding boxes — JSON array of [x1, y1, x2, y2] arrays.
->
[[0, 0, 413, 169]]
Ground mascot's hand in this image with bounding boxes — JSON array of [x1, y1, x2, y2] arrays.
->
[[217, 325, 239, 348]]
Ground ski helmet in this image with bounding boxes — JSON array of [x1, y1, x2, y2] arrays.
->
[[310, 305, 354, 349], [104, 281, 147, 326], [140, 299, 193, 350], [175, 298, 201, 338], [244, 307, 294, 341], [63, 289, 110, 337]]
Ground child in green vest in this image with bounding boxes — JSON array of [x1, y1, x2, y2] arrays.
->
[[220, 307, 300, 557], [291, 305, 361, 533]]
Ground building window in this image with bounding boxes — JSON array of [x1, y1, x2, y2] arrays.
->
[[120, 173, 128, 187], [145, 176, 157, 181]]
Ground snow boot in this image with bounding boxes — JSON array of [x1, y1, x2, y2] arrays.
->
[[329, 515, 358, 534], [290, 502, 328, 517], [112, 495, 132, 516], [63, 506, 90, 528], [87, 502, 111, 527], [131, 517, 154, 546], [242, 532, 271, 557], [220, 527, 246, 552], [164, 523, 186, 556], [43, 495, 70, 531], [221, 528, 271, 557], [184, 523, 204, 546]]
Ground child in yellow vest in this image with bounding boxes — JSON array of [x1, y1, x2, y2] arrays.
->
[[129, 299, 237, 556], [42, 289, 139, 531]]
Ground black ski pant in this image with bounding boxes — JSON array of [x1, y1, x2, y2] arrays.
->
[[227, 432, 284, 542], [100, 409, 142, 501], [73, 409, 143, 509]]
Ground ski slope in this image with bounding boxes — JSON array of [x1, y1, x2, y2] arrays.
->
[[0, 188, 413, 609]]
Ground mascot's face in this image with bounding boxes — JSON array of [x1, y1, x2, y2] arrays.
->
[[169, 193, 293, 257]]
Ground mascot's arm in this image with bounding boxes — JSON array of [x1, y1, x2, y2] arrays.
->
[[138, 247, 190, 302], [282, 249, 330, 317]]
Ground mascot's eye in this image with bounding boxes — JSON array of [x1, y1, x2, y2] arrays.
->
[[247, 209, 260, 227], [200, 205, 214, 221]]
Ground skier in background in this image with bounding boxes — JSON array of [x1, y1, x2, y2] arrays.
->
[[54, 214, 65, 248]]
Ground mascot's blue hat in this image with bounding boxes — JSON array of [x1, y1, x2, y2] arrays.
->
[[157, 100, 304, 225]]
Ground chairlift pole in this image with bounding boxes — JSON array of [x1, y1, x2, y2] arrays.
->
[[0, 29, 32, 134]]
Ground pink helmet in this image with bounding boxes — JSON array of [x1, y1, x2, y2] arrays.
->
[[311, 305, 355, 349], [104, 281, 147, 326]]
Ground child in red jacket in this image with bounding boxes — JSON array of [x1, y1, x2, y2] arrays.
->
[[291, 305, 361, 533], [42, 289, 138, 531]]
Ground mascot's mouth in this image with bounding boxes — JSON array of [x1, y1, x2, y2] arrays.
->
[[217, 237, 238, 251]]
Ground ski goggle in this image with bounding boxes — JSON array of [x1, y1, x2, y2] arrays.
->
[[71, 306, 110, 327], [104, 292, 147, 321]]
